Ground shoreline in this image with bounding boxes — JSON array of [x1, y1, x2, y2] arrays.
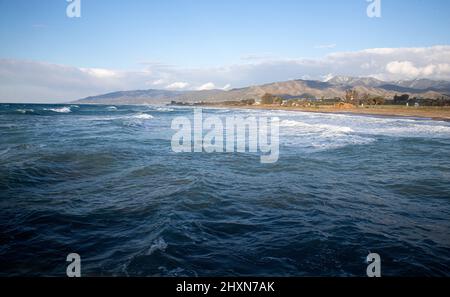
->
[[200, 104, 450, 122], [2, 102, 449, 122]]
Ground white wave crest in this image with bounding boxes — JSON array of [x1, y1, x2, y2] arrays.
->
[[44, 107, 71, 113], [281, 120, 354, 134], [280, 119, 375, 150], [156, 107, 174, 112], [147, 238, 168, 255], [368, 124, 450, 138], [16, 109, 34, 114], [132, 113, 154, 120]]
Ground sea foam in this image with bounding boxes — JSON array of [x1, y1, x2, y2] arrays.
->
[[280, 120, 354, 134], [44, 107, 72, 113], [156, 107, 174, 112], [132, 113, 154, 120], [146, 238, 168, 255], [16, 109, 34, 114]]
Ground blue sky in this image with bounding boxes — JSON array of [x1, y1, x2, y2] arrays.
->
[[1, 0, 450, 69], [1, 0, 450, 102]]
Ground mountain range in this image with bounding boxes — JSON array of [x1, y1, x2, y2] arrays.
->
[[74, 76, 450, 105]]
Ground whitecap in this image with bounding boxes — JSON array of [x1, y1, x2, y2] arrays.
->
[[280, 119, 376, 151], [132, 113, 154, 120], [44, 107, 71, 113], [106, 106, 118, 111], [16, 109, 34, 114], [368, 124, 450, 138], [146, 238, 168, 255], [156, 107, 174, 112], [215, 109, 231, 113], [310, 136, 376, 150], [280, 120, 354, 134]]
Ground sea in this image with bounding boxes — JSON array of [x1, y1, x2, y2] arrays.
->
[[0, 103, 449, 276]]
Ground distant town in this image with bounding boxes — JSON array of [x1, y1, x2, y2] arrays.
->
[[171, 91, 450, 108]]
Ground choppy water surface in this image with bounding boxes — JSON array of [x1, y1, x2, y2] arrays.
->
[[0, 104, 449, 276]]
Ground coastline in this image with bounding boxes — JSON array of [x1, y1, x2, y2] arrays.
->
[[201, 104, 450, 122]]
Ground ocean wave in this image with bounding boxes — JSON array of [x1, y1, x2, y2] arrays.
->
[[280, 120, 375, 150], [282, 133, 376, 151], [132, 113, 154, 120], [16, 109, 34, 114], [146, 238, 168, 255], [80, 113, 154, 123], [106, 106, 118, 111], [156, 107, 174, 112], [281, 120, 354, 134], [0, 124, 16, 128], [215, 109, 231, 113], [0, 148, 10, 157], [44, 107, 71, 113], [311, 136, 376, 150], [367, 124, 450, 138]]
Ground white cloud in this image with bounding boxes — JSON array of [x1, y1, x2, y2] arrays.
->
[[386, 61, 421, 77], [80, 68, 119, 78], [150, 79, 165, 86], [2, 45, 450, 103], [386, 61, 450, 79], [196, 82, 216, 90], [322, 73, 335, 81], [166, 82, 189, 89], [222, 84, 231, 90]]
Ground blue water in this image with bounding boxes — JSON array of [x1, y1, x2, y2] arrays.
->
[[0, 103, 449, 276]]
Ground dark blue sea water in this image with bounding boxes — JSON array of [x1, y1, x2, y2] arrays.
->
[[1, 103, 449, 276]]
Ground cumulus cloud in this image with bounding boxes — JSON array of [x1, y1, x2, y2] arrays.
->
[[196, 82, 216, 91], [386, 61, 449, 79], [150, 79, 165, 86], [222, 84, 232, 90], [386, 61, 422, 77], [80, 68, 119, 78], [166, 82, 189, 90], [1, 45, 450, 103]]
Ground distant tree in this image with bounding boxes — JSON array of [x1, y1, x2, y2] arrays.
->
[[240, 99, 255, 105], [261, 93, 275, 105], [345, 89, 359, 104], [373, 96, 385, 105], [274, 97, 283, 105], [394, 94, 410, 104], [300, 93, 316, 100], [361, 93, 370, 105]]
